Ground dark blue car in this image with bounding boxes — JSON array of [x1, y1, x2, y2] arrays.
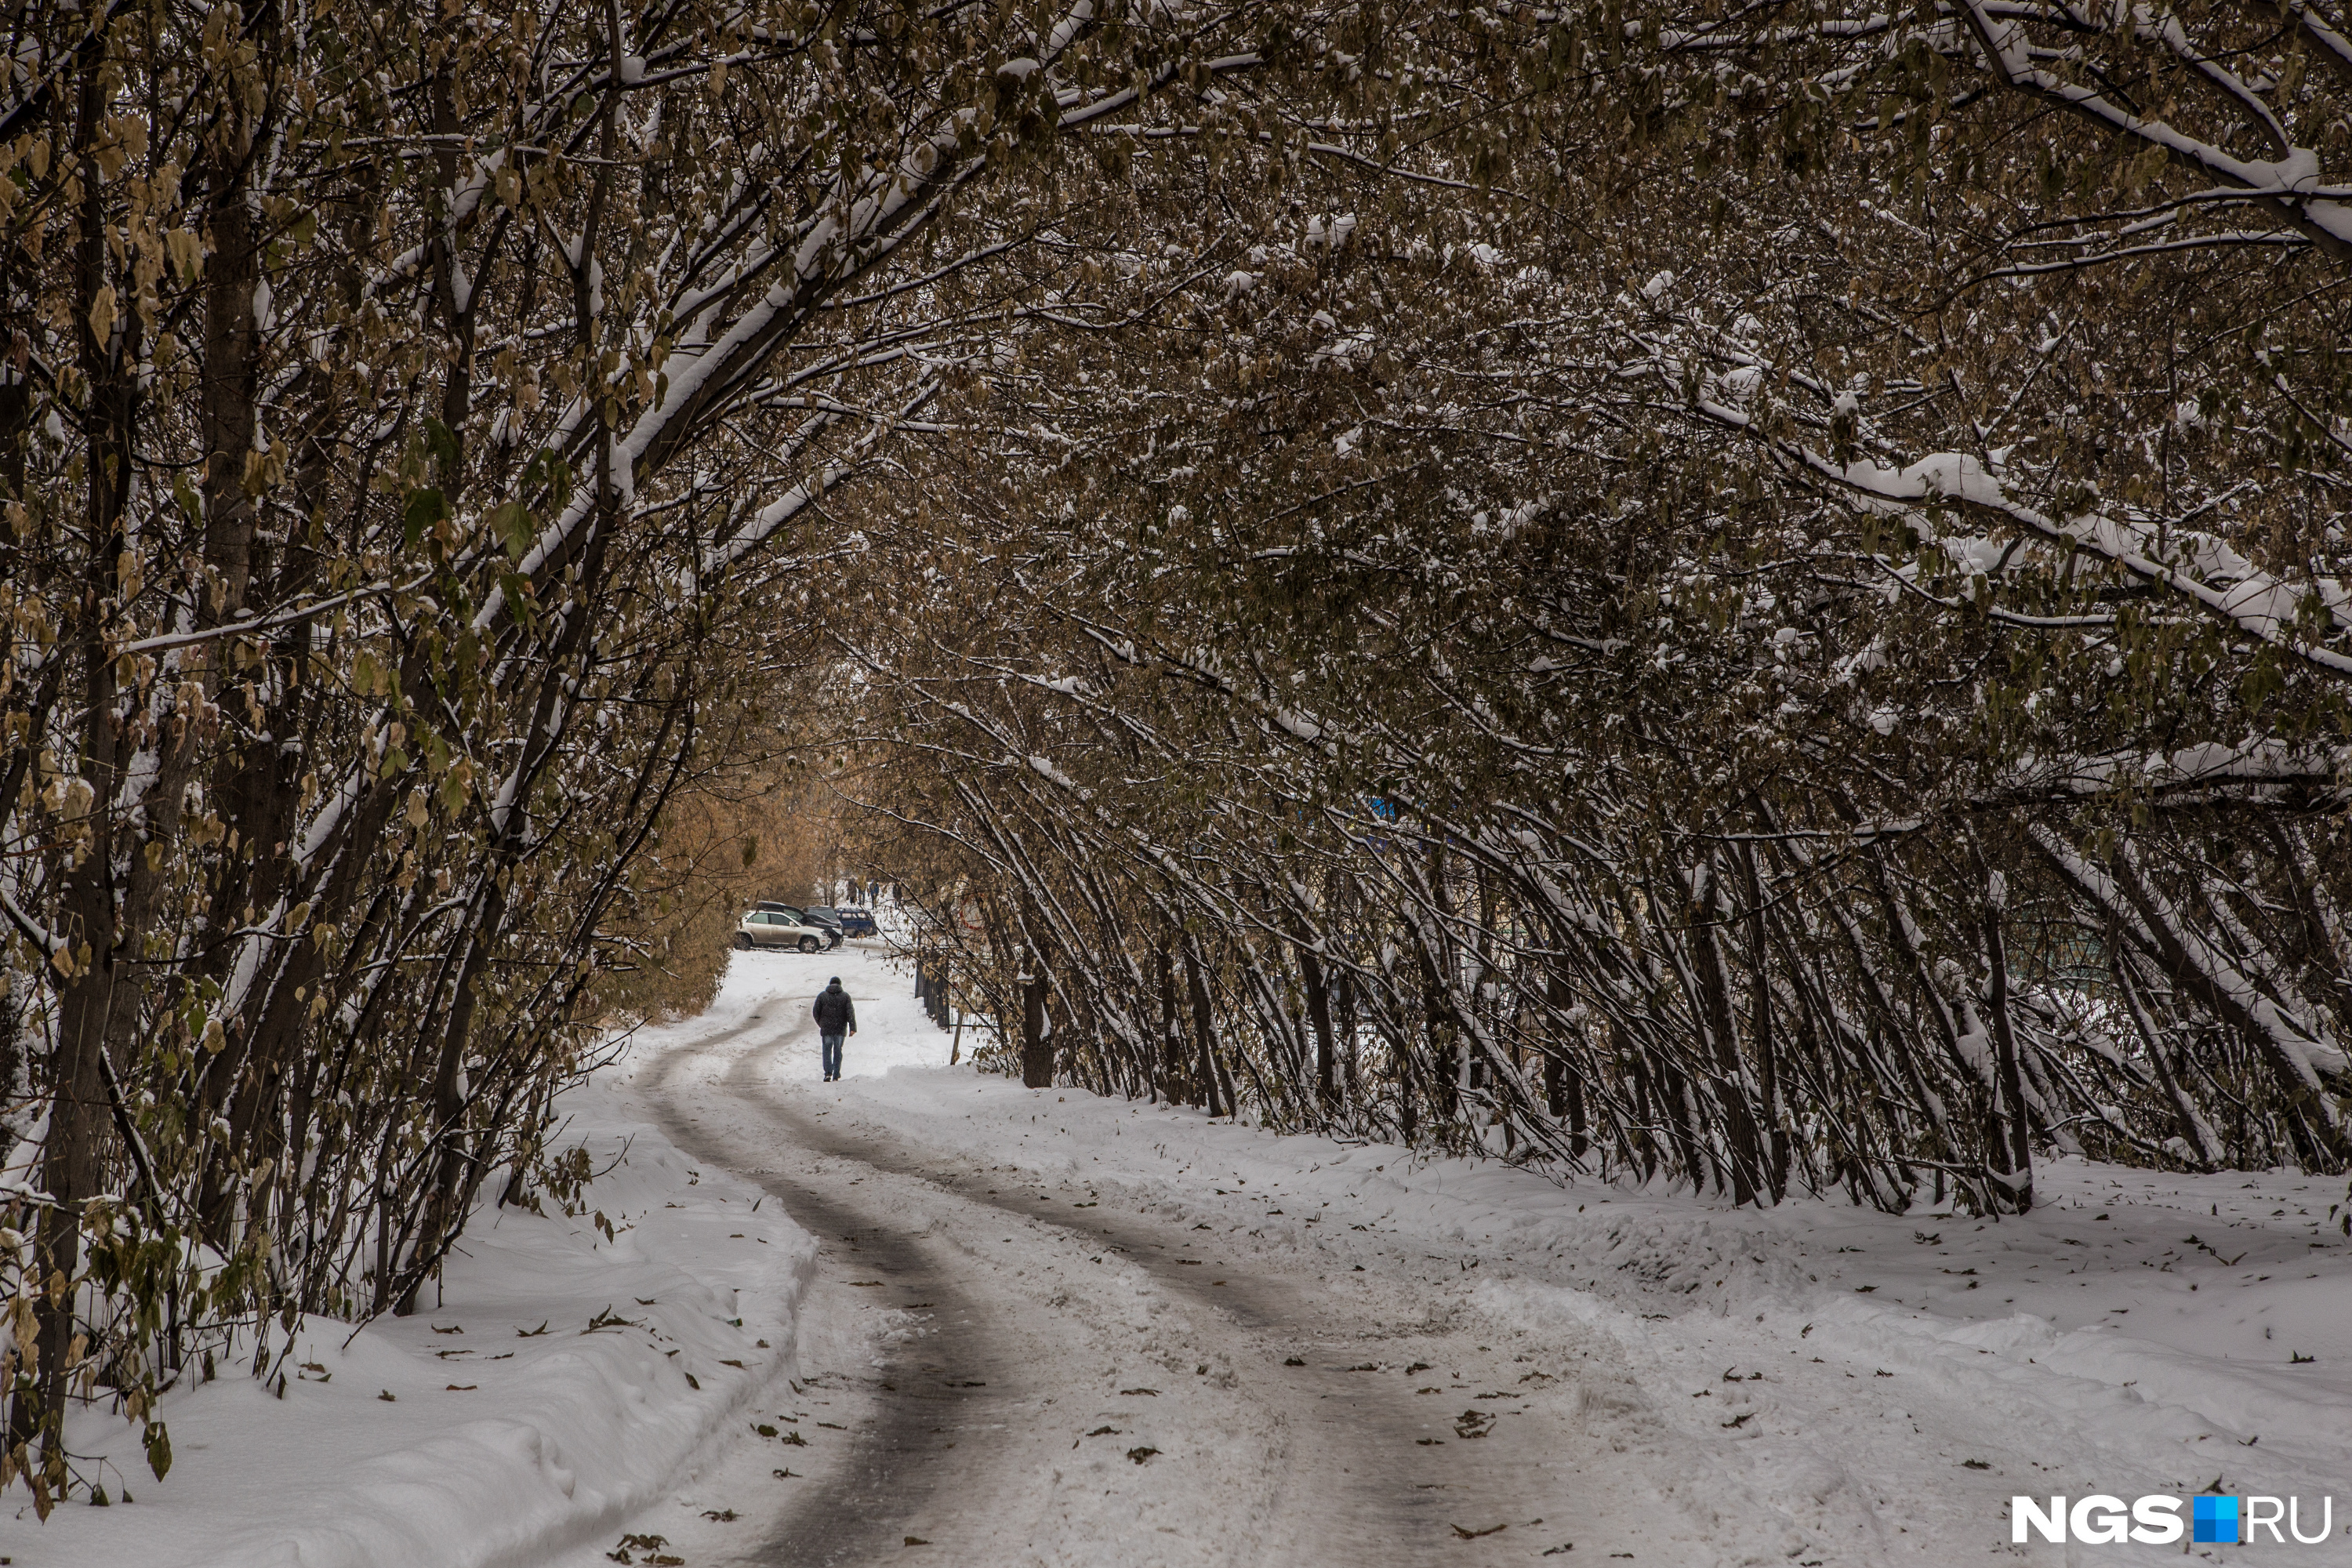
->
[[832, 906, 878, 938]]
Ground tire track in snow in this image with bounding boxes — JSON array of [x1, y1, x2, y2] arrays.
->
[[627, 1000, 1644, 1565], [638, 1005, 1007, 1566], [718, 1025, 1552, 1563]]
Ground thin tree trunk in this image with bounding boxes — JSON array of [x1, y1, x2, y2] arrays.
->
[[1021, 947, 1051, 1088], [1297, 928, 1338, 1119], [1690, 858, 1764, 1206], [1975, 856, 2034, 1213], [1740, 844, 1790, 1200], [2113, 953, 2217, 1169], [1157, 945, 1179, 1102], [1184, 942, 1221, 1117]]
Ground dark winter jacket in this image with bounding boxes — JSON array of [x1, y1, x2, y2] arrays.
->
[[813, 983, 856, 1033]]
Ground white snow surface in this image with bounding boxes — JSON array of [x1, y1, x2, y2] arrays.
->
[[0, 985, 817, 1568], [9, 938, 2350, 1565], [804, 957, 2352, 1565]]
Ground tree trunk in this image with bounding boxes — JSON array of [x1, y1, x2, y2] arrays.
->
[[1976, 860, 2034, 1213], [1739, 844, 1790, 1200], [1157, 945, 1180, 1102], [1690, 859, 1764, 1206], [1421, 840, 1460, 1126], [20, 43, 147, 1474], [2113, 953, 2217, 1170], [1544, 975, 1588, 1157], [1184, 942, 1221, 1117], [1295, 927, 1338, 1118], [1021, 948, 1051, 1088]]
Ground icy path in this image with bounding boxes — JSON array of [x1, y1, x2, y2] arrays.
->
[[568, 971, 1679, 1566], [569, 946, 2352, 1568]]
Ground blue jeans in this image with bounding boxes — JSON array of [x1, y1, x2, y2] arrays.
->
[[821, 1033, 845, 1079]]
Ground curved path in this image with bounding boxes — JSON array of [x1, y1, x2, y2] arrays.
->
[[625, 1004, 1592, 1567]]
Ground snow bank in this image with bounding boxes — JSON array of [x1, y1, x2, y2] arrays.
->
[[0, 989, 815, 1568]]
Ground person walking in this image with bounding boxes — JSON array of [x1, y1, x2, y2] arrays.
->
[[814, 976, 857, 1081]]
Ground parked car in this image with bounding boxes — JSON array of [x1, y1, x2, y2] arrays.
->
[[735, 908, 832, 953], [752, 899, 844, 948], [833, 906, 878, 938]]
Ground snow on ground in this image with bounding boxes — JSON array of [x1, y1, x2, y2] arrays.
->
[[782, 944, 2352, 1564], [561, 949, 1731, 1568], [0, 984, 817, 1568], [7, 933, 2347, 1566]]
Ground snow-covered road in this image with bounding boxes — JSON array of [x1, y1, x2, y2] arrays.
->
[[566, 944, 2352, 1568], [595, 976, 1671, 1566], [16, 942, 2343, 1566]]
